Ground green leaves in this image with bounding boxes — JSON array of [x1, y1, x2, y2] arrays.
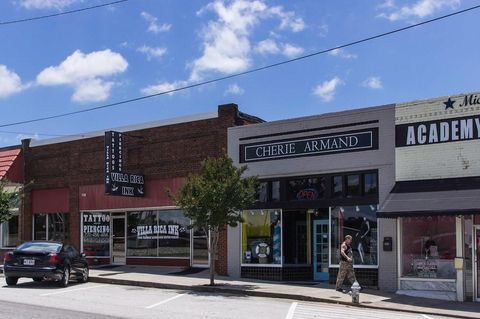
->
[[0, 181, 19, 223], [171, 153, 258, 232]]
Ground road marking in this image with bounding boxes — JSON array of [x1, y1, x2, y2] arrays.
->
[[285, 302, 297, 319], [421, 315, 434, 319], [145, 293, 187, 309], [40, 284, 104, 296]]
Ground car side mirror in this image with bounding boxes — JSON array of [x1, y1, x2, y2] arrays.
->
[[80, 253, 86, 258]]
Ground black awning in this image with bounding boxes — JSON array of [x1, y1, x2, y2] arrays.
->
[[377, 179, 480, 218]]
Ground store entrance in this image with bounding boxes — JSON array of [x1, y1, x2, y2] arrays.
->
[[192, 227, 209, 268], [475, 226, 480, 302], [313, 219, 329, 281], [111, 215, 126, 265]]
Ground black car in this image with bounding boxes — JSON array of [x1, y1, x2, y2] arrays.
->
[[3, 241, 89, 287]]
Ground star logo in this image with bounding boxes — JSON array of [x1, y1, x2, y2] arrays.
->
[[443, 98, 455, 110]]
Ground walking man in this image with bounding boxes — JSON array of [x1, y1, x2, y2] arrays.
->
[[336, 235, 357, 293]]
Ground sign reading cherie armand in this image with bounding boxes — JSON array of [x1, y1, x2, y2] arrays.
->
[[240, 128, 378, 163]]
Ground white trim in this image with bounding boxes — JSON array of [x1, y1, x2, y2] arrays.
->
[[474, 225, 480, 302], [397, 217, 402, 290], [399, 277, 456, 282], [30, 112, 218, 147], [80, 206, 179, 213], [126, 256, 190, 260], [456, 216, 464, 301], [241, 263, 283, 268]]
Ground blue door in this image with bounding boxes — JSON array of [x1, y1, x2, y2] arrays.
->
[[313, 219, 329, 281]]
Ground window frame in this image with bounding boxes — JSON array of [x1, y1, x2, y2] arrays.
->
[[0, 208, 20, 248]]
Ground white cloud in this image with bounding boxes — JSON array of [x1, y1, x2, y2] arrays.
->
[[255, 39, 303, 58], [312, 77, 344, 102], [362, 76, 383, 89], [190, 0, 306, 82], [137, 45, 167, 61], [141, 80, 188, 96], [17, 0, 80, 10], [328, 48, 358, 59], [0, 65, 25, 99], [282, 43, 304, 58], [36, 49, 128, 103], [225, 83, 244, 95], [141, 12, 171, 34], [378, 0, 460, 21], [254, 39, 280, 55], [269, 5, 306, 32]]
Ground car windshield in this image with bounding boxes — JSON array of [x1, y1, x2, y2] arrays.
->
[[16, 242, 62, 253]]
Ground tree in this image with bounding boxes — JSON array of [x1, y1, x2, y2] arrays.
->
[[170, 153, 258, 286], [0, 181, 19, 223]]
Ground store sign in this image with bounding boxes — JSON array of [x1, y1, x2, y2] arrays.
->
[[396, 115, 480, 147], [240, 129, 378, 163], [82, 212, 110, 257], [395, 92, 480, 181], [104, 131, 145, 197], [131, 224, 186, 240]]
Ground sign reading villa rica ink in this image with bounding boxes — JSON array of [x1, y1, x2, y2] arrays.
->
[[104, 131, 145, 197], [240, 128, 378, 163]]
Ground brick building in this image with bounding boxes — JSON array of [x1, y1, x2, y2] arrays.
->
[[19, 104, 262, 275]]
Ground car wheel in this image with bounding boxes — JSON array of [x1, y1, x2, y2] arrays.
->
[[33, 277, 43, 282], [6, 277, 18, 286], [58, 266, 70, 288], [78, 266, 89, 283]]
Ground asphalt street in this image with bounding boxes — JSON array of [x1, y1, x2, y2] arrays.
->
[[0, 278, 457, 319]]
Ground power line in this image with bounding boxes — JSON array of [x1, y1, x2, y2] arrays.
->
[[0, 0, 128, 26], [1, 3, 479, 129]]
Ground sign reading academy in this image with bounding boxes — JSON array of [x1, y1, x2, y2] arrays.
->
[[240, 128, 378, 163], [104, 131, 145, 197], [396, 94, 480, 148]]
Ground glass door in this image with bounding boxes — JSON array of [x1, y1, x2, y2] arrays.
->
[[313, 219, 329, 281], [192, 227, 209, 268], [111, 215, 126, 265], [475, 226, 480, 302]]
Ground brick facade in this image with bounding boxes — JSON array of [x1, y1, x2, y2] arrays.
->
[[20, 104, 261, 275]]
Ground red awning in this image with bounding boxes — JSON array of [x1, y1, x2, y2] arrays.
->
[[0, 147, 23, 183]]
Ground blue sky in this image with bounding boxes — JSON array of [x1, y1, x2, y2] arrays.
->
[[0, 0, 479, 146]]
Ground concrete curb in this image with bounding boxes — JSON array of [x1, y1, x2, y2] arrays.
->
[[89, 276, 475, 319]]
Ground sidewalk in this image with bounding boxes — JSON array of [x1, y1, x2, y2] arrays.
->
[[88, 265, 480, 319]]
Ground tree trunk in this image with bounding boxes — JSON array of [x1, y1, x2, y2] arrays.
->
[[209, 231, 217, 286]]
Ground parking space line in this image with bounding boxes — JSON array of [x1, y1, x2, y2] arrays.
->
[[40, 284, 105, 296], [285, 302, 297, 319], [145, 293, 187, 309], [420, 315, 434, 319]]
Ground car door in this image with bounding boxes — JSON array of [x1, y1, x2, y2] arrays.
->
[[65, 245, 82, 275]]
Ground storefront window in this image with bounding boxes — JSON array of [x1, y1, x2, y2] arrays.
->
[[241, 209, 282, 264], [401, 216, 456, 279], [286, 178, 326, 201], [332, 176, 343, 197], [127, 210, 190, 258], [330, 205, 378, 266], [283, 211, 308, 264], [1, 215, 19, 247], [346, 175, 360, 197], [271, 181, 280, 202], [364, 173, 378, 195], [257, 182, 269, 202], [82, 212, 110, 257], [33, 213, 69, 242], [157, 210, 190, 258]]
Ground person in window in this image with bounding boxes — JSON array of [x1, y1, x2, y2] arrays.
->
[[354, 217, 370, 264], [424, 238, 437, 258], [336, 235, 358, 293]]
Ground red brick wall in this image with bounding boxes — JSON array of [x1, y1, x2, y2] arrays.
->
[[21, 104, 259, 275]]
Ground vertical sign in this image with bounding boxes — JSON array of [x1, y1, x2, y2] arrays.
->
[[104, 131, 145, 197]]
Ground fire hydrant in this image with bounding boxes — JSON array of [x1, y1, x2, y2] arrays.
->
[[351, 281, 361, 304]]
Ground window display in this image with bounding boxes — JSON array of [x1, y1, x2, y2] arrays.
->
[[1, 215, 19, 247], [33, 213, 69, 242], [330, 205, 378, 266], [127, 209, 190, 258], [82, 212, 110, 257], [401, 216, 456, 279], [241, 209, 282, 264]]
